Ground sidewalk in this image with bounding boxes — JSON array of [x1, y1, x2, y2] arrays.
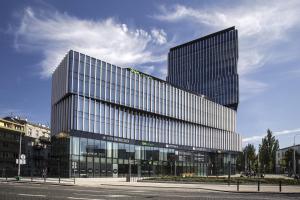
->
[[2, 177, 299, 193], [74, 178, 300, 194]]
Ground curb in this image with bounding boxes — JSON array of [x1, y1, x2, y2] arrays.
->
[[99, 183, 300, 195]]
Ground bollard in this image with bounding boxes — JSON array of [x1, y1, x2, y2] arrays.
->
[[258, 180, 260, 192], [44, 177, 46, 183], [74, 177, 75, 184], [237, 180, 239, 191], [59, 177, 61, 183], [31, 176, 33, 182], [279, 180, 282, 192]]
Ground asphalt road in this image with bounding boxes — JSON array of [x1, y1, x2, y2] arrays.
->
[[0, 182, 299, 200]]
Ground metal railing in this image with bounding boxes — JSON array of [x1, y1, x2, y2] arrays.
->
[[136, 176, 300, 193], [0, 173, 75, 185], [235, 180, 285, 192]]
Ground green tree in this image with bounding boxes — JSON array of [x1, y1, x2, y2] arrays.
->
[[258, 129, 279, 173], [236, 152, 244, 172], [244, 144, 257, 171], [236, 144, 257, 172]]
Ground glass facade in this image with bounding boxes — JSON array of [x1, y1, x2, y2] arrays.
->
[[51, 136, 236, 178], [51, 49, 241, 177], [167, 27, 239, 110]]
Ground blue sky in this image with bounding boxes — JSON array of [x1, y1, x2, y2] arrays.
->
[[1, 0, 300, 149]]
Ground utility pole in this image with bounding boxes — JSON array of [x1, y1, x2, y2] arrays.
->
[[129, 156, 131, 179], [245, 151, 247, 172], [228, 160, 231, 185], [174, 160, 177, 176], [257, 152, 260, 178], [17, 133, 22, 177], [293, 134, 300, 177]]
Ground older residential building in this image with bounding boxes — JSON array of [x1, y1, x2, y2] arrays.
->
[[0, 118, 28, 177], [4, 116, 50, 139], [1, 117, 51, 177], [276, 144, 300, 174]]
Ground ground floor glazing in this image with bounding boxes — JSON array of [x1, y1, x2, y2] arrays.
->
[[50, 134, 237, 178]]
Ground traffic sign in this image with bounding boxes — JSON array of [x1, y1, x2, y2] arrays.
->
[[16, 159, 26, 165], [16, 154, 26, 165], [20, 154, 26, 160], [72, 162, 77, 169]]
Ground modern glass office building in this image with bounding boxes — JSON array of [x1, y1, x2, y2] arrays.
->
[[167, 27, 239, 110], [50, 48, 241, 178]]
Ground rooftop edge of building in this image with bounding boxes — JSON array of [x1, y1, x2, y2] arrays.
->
[[3, 116, 50, 130], [169, 26, 236, 51], [278, 144, 300, 151]]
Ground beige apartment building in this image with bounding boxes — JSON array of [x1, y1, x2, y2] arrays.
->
[[3, 116, 50, 139]]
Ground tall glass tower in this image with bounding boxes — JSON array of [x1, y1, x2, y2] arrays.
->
[[167, 27, 239, 110]]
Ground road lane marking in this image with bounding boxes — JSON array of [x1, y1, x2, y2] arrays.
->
[[67, 197, 105, 200], [73, 193, 130, 198], [107, 195, 129, 197], [72, 193, 107, 197], [4, 184, 129, 194], [18, 193, 46, 197]]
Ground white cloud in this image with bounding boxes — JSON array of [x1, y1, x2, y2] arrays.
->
[[154, 1, 300, 100], [286, 68, 300, 78], [138, 64, 168, 80], [155, 2, 300, 40], [243, 128, 300, 143], [14, 7, 168, 78], [151, 29, 167, 45]]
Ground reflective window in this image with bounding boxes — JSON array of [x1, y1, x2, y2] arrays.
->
[[107, 142, 112, 158], [95, 60, 101, 98], [90, 58, 96, 97], [100, 103, 105, 134], [111, 65, 116, 102], [106, 64, 111, 101], [101, 62, 106, 99], [80, 137, 87, 155], [72, 137, 80, 155], [83, 98, 89, 132]]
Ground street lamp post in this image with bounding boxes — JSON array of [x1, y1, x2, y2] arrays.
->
[[245, 151, 247, 172], [228, 161, 231, 185], [129, 156, 131, 179], [257, 152, 260, 178], [293, 134, 300, 177], [174, 160, 177, 176], [17, 133, 22, 177]]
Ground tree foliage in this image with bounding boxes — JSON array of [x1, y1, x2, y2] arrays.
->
[[236, 143, 257, 172], [236, 152, 244, 172], [244, 144, 257, 170], [258, 129, 279, 173]]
